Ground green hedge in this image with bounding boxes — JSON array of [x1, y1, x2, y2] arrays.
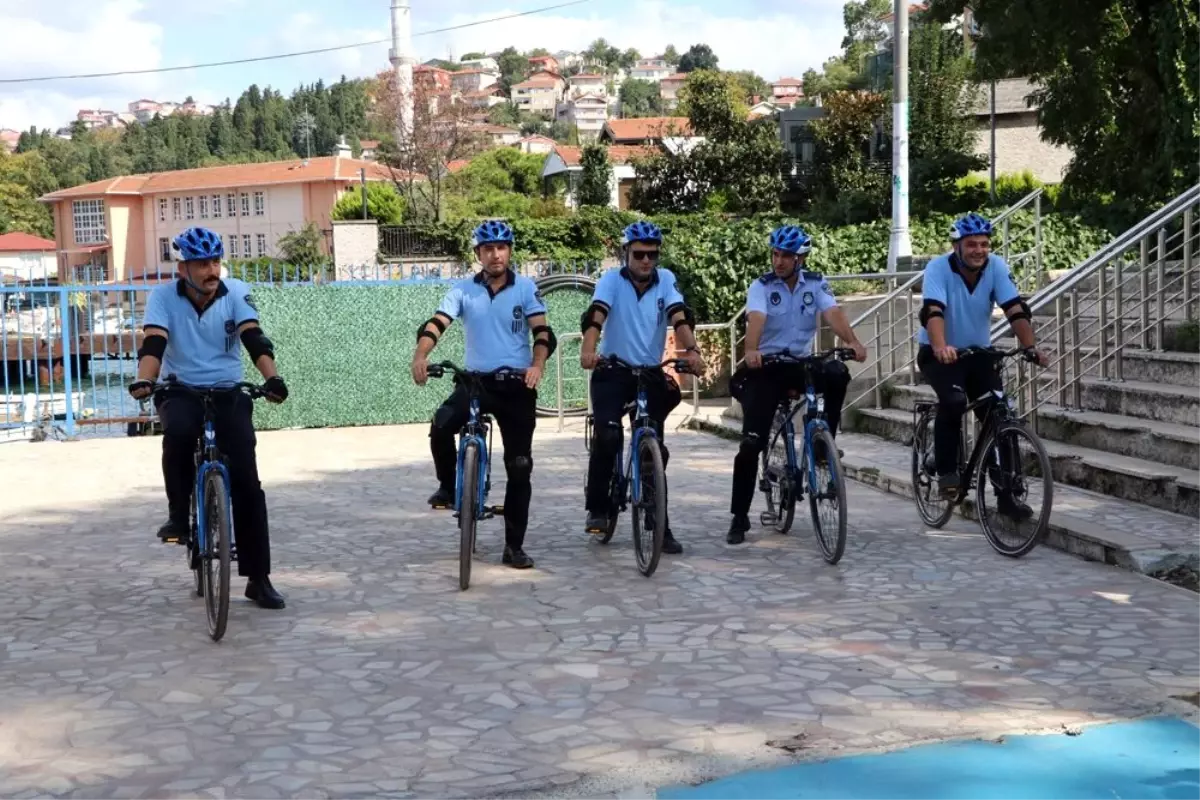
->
[[243, 282, 593, 430]]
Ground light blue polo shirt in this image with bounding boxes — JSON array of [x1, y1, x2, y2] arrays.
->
[[142, 278, 259, 386], [917, 253, 1020, 348], [747, 270, 838, 355], [593, 267, 686, 366], [437, 269, 547, 372]]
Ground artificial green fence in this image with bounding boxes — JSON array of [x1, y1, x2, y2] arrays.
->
[[244, 281, 593, 431]]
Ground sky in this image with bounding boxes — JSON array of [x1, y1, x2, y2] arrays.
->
[[0, 0, 848, 133]]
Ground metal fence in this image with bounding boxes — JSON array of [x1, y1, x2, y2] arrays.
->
[[378, 226, 460, 259]]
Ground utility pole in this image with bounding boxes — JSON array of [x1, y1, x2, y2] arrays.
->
[[989, 79, 997, 202], [887, 0, 912, 273], [389, 0, 416, 153]]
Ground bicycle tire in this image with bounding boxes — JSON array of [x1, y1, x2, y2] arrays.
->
[[631, 437, 666, 577], [807, 428, 847, 564], [911, 409, 955, 528], [459, 442, 480, 590], [761, 426, 796, 534], [600, 451, 621, 544], [201, 470, 231, 641], [189, 496, 203, 597], [975, 423, 1053, 558]]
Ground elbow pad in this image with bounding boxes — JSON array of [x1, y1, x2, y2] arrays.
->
[[580, 302, 606, 334], [1002, 297, 1032, 323], [918, 301, 945, 328], [417, 314, 449, 344], [240, 327, 275, 362], [532, 324, 557, 356], [137, 333, 167, 362], [667, 303, 696, 331]]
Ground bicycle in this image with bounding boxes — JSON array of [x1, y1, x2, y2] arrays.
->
[[757, 349, 855, 565], [152, 374, 268, 641], [910, 346, 1053, 557], [583, 355, 690, 577], [426, 361, 509, 591]]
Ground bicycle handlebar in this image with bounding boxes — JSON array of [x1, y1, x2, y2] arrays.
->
[[955, 345, 1040, 363], [426, 361, 526, 381], [761, 348, 858, 366], [596, 354, 694, 375], [154, 374, 267, 399]]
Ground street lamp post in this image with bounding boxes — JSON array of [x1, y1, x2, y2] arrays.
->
[[887, 0, 912, 273]]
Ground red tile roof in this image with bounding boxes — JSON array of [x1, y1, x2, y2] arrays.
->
[[0, 232, 56, 252], [552, 145, 657, 167], [879, 2, 926, 20], [39, 156, 404, 201], [603, 117, 693, 141], [773, 77, 803, 86], [661, 73, 689, 83], [512, 75, 562, 89], [570, 73, 604, 81]]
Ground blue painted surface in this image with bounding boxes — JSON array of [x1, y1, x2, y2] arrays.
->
[[658, 717, 1200, 800]]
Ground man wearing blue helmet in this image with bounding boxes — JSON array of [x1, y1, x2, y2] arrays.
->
[[579, 220, 705, 554], [128, 226, 290, 609], [917, 212, 1047, 511], [412, 220, 554, 570], [725, 224, 867, 545]]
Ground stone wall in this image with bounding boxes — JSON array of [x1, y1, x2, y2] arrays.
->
[[973, 112, 1073, 184], [331, 220, 379, 280]]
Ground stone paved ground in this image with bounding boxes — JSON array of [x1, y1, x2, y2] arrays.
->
[[1, 422, 1198, 799]]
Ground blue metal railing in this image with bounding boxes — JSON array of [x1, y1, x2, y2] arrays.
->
[[0, 261, 601, 441]]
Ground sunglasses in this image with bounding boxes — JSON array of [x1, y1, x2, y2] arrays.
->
[[629, 250, 660, 262]]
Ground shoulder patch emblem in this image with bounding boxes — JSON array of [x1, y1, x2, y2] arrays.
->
[[770, 291, 782, 306]]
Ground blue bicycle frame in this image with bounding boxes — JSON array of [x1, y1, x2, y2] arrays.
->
[[766, 349, 855, 492], [616, 380, 658, 509], [193, 419, 235, 560], [453, 392, 491, 516]]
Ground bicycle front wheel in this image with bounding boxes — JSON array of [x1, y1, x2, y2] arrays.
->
[[201, 470, 232, 641], [975, 422, 1053, 558], [459, 442, 480, 591], [807, 428, 847, 564], [631, 437, 666, 577], [911, 408, 954, 528], [600, 451, 621, 544]]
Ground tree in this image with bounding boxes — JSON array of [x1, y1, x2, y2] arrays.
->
[[277, 222, 326, 266], [0, 150, 56, 237], [810, 90, 891, 223], [443, 147, 548, 219], [331, 181, 407, 224], [619, 78, 664, 118], [577, 143, 612, 207], [662, 45, 680, 67], [678, 71, 746, 142], [618, 48, 641, 71], [906, 16, 987, 211], [525, 47, 551, 58], [801, 0, 889, 98], [926, 0, 1199, 210], [730, 70, 773, 104], [677, 44, 719, 73], [460, 51, 487, 61], [497, 47, 531, 93], [583, 38, 621, 73]]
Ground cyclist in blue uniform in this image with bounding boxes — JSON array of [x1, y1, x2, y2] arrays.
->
[[411, 220, 555, 570], [579, 221, 705, 554], [917, 212, 1047, 511], [726, 225, 867, 545], [128, 226, 289, 610]]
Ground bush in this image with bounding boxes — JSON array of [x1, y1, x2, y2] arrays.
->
[[331, 182, 406, 224]]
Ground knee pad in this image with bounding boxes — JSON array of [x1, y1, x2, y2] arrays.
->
[[737, 433, 764, 459], [505, 454, 533, 480], [431, 403, 457, 431], [595, 422, 623, 453]]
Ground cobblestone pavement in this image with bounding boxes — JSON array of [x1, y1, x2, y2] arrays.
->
[[1, 423, 1197, 799]]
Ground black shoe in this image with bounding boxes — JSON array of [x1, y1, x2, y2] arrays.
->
[[428, 487, 454, 509], [503, 547, 534, 569], [585, 513, 610, 535], [157, 518, 189, 544], [662, 529, 683, 555], [727, 514, 750, 545], [937, 472, 960, 498], [996, 493, 1034, 521], [244, 577, 286, 610]]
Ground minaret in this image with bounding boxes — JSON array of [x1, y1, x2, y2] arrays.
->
[[389, 0, 416, 150]]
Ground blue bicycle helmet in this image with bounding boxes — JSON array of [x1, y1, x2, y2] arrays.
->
[[768, 224, 812, 255], [621, 220, 662, 246], [472, 220, 515, 247], [950, 212, 993, 241], [172, 226, 224, 262]]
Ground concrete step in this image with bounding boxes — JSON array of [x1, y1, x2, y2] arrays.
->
[[851, 406, 1199, 517], [1120, 349, 1200, 386]]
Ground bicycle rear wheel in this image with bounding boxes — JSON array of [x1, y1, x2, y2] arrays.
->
[[201, 470, 231, 641], [807, 428, 847, 564], [975, 423, 1053, 558], [760, 427, 796, 534], [911, 408, 955, 528], [459, 442, 480, 590], [631, 437, 666, 577]]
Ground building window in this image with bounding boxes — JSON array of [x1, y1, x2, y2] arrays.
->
[[71, 199, 106, 245], [226, 193, 237, 217], [172, 197, 181, 221], [240, 193, 250, 216], [199, 195, 209, 219], [228, 234, 239, 259], [242, 234, 251, 258], [184, 196, 194, 220], [256, 233, 267, 257], [158, 197, 168, 223], [211, 194, 222, 218], [159, 237, 172, 262], [253, 191, 265, 216]]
